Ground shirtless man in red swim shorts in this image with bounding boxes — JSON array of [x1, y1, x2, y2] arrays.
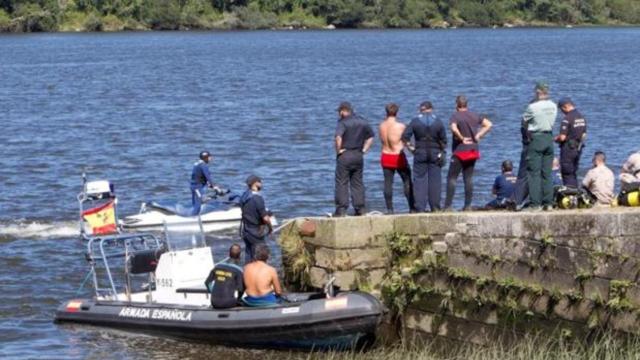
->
[[379, 103, 415, 214]]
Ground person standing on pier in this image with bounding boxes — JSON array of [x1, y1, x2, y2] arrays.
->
[[334, 102, 374, 217], [379, 103, 414, 214], [555, 97, 587, 188], [444, 95, 492, 211], [523, 82, 558, 210], [402, 101, 447, 212]]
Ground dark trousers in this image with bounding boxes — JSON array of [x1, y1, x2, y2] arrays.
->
[[560, 146, 582, 188], [190, 186, 205, 216], [527, 133, 554, 207], [445, 156, 476, 209], [383, 166, 413, 212], [511, 144, 529, 206], [335, 150, 365, 215], [243, 236, 265, 264], [413, 149, 442, 212]]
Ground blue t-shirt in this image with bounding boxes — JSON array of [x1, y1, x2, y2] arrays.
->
[[493, 172, 517, 200], [191, 161, 213, 189]]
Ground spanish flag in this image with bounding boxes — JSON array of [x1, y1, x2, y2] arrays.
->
[[83, 200, 117, 235]]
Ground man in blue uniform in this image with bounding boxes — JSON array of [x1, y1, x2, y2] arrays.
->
[[334, 102, 375, 217], [402, 101, 447, 212], [240, 175, 272, 263], [555, 97, 587, 188], [204, 244, 244, 309], [190, 151, 216, 216], [486, 161, 517, 209]]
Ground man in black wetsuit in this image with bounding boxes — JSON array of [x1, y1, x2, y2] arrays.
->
[[334, 102, 374, 217], [402, 101, 447, 212], [240, 175, 272, 262], [555, 97, 587, 188], [204, 244, 244, 309]]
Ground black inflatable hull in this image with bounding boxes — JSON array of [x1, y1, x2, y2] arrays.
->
[[55, 292, 382, 350]]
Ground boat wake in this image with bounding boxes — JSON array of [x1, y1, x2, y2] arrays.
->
[[0, 220, 79, 241]]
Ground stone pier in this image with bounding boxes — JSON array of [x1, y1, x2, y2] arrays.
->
[[278, 207, 640, 344]]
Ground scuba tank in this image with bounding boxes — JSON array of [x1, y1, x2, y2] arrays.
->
[[618, 191, 640, 207], [554, 186, 594, 209]]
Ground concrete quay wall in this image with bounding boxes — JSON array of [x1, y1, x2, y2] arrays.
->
[[278, 208, 640, 344]]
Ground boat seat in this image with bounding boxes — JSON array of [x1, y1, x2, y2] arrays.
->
[[176, 287, 209, 294], [128, 248, 165, 274]]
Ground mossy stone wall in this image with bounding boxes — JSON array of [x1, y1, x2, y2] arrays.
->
[[278, 208, 640, 344]]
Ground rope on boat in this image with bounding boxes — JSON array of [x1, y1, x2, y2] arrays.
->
[[75, 268, 94, 296], [272, 218, 295, 233]]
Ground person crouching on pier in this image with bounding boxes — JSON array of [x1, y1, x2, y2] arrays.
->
[[379, 103, 414, 214]]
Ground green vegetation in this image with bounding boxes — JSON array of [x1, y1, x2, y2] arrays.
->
[[277, 332, 640, 360], [0, 0, 639, 32]]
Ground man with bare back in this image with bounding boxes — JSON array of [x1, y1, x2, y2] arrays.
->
[[379, 103, 414, 214]]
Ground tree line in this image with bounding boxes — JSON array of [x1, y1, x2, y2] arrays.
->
[[1, 0, 639, 32]]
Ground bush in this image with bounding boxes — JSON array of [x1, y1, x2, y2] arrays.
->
[[83, 12, 103, 31], [458, 0, 491, 26], [143, 0, 181, 30], [278, 6, 326, 28], [234, 2, 278, 29], [0, 9, 10, 31], [13, 3, 58, 32]]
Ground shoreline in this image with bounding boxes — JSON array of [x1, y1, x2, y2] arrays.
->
[[1, 23, 639, 35]]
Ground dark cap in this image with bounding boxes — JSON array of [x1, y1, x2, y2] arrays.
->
[[558, 97, 573, 107], [419, 101, 433, 110], [535, 81, 549, 92], [246, 174, 262, 187], [337, 101, 353, 112]]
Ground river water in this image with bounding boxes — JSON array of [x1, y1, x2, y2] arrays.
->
[[1, 28, 639, 359]]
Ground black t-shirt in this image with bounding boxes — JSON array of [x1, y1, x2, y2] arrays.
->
[[240, 190, 268, 244], [335, 114, 374, 151], [560, 109, 587, 148], [450, 110, 483, 152], [205, 261, 244, 309]]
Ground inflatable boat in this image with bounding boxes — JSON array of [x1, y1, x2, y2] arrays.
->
[[59, 178, 382, 349]]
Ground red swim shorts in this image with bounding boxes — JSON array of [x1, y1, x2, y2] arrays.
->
[[381, 152, 408, 170]]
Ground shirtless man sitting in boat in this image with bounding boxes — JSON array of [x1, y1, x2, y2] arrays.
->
[[379, 103, 414, 214], [242, 244, 283, 306]]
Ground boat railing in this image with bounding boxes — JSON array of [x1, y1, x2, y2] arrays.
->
[[85, 232, 164, 301]]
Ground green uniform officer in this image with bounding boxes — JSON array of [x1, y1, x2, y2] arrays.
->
[[522, 82, 558, 210]]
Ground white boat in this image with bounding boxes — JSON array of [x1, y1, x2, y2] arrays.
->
[[120, 194, 243, 233]]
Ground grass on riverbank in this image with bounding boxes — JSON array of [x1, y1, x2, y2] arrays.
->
[[272, 332, 640, 360]]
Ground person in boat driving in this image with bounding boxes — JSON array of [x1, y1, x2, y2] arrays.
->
[[204, 244, 244, 309], [379, 103, 414, 214], [240, 175, 272, 262], [190, 151, 221, 216], [242, 244, 283, 307]]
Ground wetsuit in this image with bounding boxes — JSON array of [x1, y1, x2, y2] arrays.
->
[[240, 190, 269, 262], [204, 260, 244, 309], [559, 109, 587, 188], [402, 112, 447, 212], [243, 293, 278, 307], [334, 114, 374, 216], [445, 110, 483, 210], [380, 151, 413, 213], [190, 160, 214, 216]]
